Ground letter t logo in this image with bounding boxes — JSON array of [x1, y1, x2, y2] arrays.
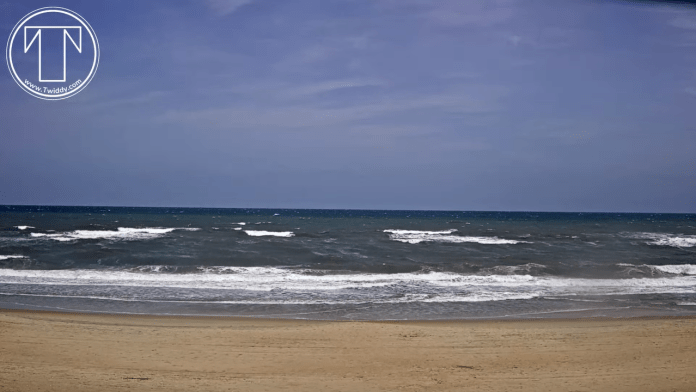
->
[[24, 26, 82, 82]]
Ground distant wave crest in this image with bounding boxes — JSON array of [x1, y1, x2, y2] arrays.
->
[[244, 230, 294, 237], [29, 227, 200, 242], [384, 229, 526, 244], [617, 263, 696, 276], [630, 233, 696, 248], [0, 255, 26, 260]]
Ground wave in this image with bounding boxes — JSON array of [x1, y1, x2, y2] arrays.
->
[[0, 267, 693, 298], [481, 263, 550, 275], [629, 233, 696, 248], [651, 264, 696, 275], [0, 291, 541, 305], [384, 229, 526, 244], [0, 255, 26, 260], [616, 263, 696, 275], [15, 226, 34, 230], [29, 227, 201, 242], [244, 230, 294, 237]]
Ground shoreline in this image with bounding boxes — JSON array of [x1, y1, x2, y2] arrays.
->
[[2, 308, 696, 391], [3, 306, 696, 323]]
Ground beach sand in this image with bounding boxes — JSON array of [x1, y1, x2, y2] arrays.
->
[[1, 310, 695, 391]]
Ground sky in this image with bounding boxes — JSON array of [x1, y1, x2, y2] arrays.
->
[[1, 0, 695, 212]]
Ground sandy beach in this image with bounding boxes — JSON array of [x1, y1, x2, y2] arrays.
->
[[1, 310, 695, 391]]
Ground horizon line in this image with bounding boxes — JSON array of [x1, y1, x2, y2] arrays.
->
[[1, 204, 694, 215]]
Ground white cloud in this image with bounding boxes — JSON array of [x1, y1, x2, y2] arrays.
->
[[205, 0, 253, 16]]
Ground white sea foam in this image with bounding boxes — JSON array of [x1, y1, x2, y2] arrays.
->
[[0, 291, 541, 305], [0, 255, 26, 260], [386, 229, 457, 235], [245, 230, 294, 237], [617, 263, 696, 275], [650, 264, 696, 275], [15, 226, 34, 230], [0, 268, 693, 301], [384, 229, 525, 244], [482, 263, 548, 275], [130, 265, 173, 273], [630, 232, 696, 248], [29, 227, 200, 242], [233, 227, 242, 230]]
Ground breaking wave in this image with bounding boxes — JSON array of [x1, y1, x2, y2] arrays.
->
[[244, 230, 294, 237], [0, 267, 693, 305], [629, 233, 696, 248], [29, 227, 201, 242], [384, 229, 526, 244], [0, 255, 26, 260]]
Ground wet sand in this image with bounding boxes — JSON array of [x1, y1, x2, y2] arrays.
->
[[1, 309, 695, 391]]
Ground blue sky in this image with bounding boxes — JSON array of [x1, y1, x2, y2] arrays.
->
[[1, 0, 695, 212]]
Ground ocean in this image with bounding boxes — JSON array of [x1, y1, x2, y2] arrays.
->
[[1, 206, 695, 320]]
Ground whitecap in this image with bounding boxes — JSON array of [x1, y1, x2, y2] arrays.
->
[[29, 227, 200, 242], [0, 268, 694, 301], [384, 229, 525, 244], [15, 226, 34, 230], [629, 232, 696, 248], [649, 264, 696, 275], [482, 263, 549, 275], [0, 255, 26, 260], [244, 230, 294, 237]]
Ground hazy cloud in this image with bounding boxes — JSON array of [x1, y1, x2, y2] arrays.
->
[[156, 90, 502, 128], [205, 0, 253, 16], [276, 79, 388, 99], [426, 0, 515, 27], [379, 0, 515, 27], [670, 16, 696, 29]]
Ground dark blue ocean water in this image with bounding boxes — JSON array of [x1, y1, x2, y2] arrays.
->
[[1, 206, 695, 320]]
